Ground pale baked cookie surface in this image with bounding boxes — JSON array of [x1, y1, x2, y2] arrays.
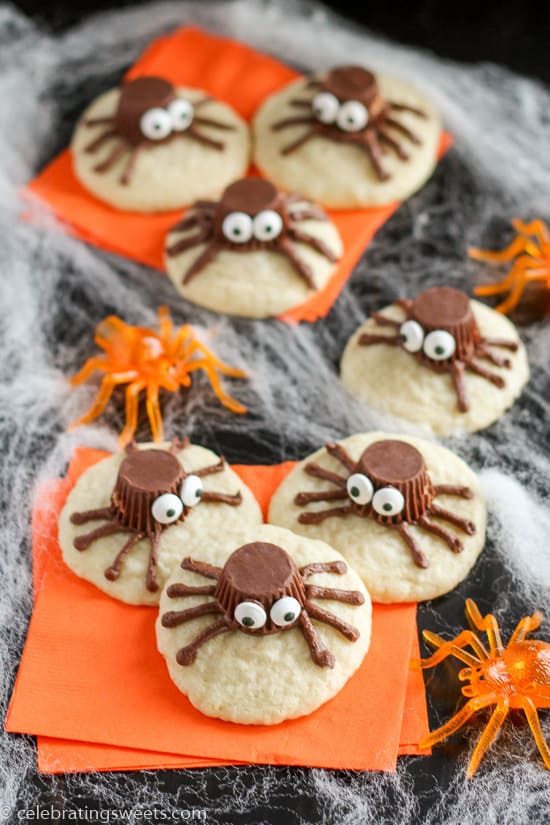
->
[[165, 179, 342, 318], [252, 74, 441, 208], [72, 86, 250, 212], [156, 523, 371, 724], [268, 433, 487, 603], [58, 442, 262, 605], [340, 300, 529, 435]]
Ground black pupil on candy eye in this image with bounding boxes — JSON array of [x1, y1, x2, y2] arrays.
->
[[284, 612, 295, 622], [242, 617, 255, 627], [347, 116, 355, 123], [195, 489, 202, 498], [350, 486, 360, 498], [383, 503, 393, 512], [435, 346, 445, 355], [401, 334, 407, 343], [233, 228, 241, 236], [166, 508, 176, 518]]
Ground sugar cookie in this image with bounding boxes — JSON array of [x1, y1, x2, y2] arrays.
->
[[58, 440, 262, 605], [71, 76, 250, 212], [156, 523, 371, 724], [252, 65, 441, 208], [165, 178, 343, 318], [268, 433, 487, 603], [341, 287, 529, 435]]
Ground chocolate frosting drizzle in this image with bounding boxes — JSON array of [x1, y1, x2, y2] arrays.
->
[[70, 439, 242, 592], [82, 76, 236, 186], [270, 65, 428, 181], [358, 286, 519, 412], [294, 439, 476, 569], [161, 542, 365, 668], [166, 177, 340, 289]]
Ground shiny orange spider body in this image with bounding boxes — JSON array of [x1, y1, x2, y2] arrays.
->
[[413, 599, 550, 778], [470, 218, 550, 314], [69, 306, 247, 447]]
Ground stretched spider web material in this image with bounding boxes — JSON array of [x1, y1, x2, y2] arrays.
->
[[1, 1, 550, 822]]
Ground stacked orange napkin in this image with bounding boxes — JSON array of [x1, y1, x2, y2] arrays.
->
[[25, 27, 451, 324], [6, 448, 429, 774]]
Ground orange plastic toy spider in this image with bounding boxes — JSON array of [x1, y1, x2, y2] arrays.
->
[[470, 218, 550, 314], [413, 598, 550, 778], [69, 306, 247, 447]]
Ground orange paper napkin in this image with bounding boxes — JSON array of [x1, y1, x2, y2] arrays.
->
[[7, 447, 428, 773], [24, 27, 451, 323]]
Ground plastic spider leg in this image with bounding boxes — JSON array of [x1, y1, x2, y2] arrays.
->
[[298, 504, 355, 525], [466, 697, 511, 778], [509, 611, 544, 644], [179, 339, 247, 377], [470, 236, 539, 264], [303, 462, 347, 488], [297, 611, 335, 668], [415, 629, 489, 668], [69, 372, 138, 429], [427, 503, 476, 535], [156, 305, 174, 341], [490, 269, 548, 315], [418, 694, 498, 754], [305, 585, 365, 605], [144, 383, 163, 443], [520, 696, 550, 771], [175, 619, 231, 666], [104, 531, 145, 581], [464, 599, 504, 655], [512, 218, 550, 245], [474, 256, 541, 296], [93, 142, 127, 174], [180, 557, 223, 580], [117, 380, 147, 448], [70, 357, 111, 386], [161, 602, 223, 628], [305, 601, 360, 641], [389, 521, 429, 568], [183, 358, 247, 413]]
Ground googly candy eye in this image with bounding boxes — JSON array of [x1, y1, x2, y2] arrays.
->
[[337, 100, 369, 132], [372, 487, 405, 517], [168, 98, 194, 131], [346, 473, 374, 505], [400, 320, 425, 353], [253, 210, 283, 242], [270, 597, 302, 627], [180, 474, 203, 508], [234, 601, 267, 629], [140, 107, 173, 141], [151, 493, 183, 524], [312, 92, 340, 124], [423, 330, 456, 361], [222, 212, 254, 244]]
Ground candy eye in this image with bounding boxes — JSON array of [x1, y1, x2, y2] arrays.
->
[[312, 92, 340, 124], [400, 320, 425, 353], [346, 473, 374, 505], [140, 107, 173, 140], [253, 210, 283, 241], [168, 98, 194, 131], [151, 493, 183, 524], [270, 597, 302, 627], [180, 474, 203, 508], [222, 212, 253, 244], [372, 487, 405, 517], [234, 601, 267, 630], [337, 100, 369, 132], [423, 330, 456, 361]]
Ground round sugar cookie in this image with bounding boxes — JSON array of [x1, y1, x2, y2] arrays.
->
[[164, 177, 343, 318], [268, 433, 487, 603], [71, 77, 250, 212], [340, 288, 529, 435], [252, 66, 441, 208], [156, 523, 371, 724], [58, 441, 262, 605]]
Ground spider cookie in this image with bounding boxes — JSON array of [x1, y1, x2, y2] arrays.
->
[[252, 65, 441, 208], [58, 439, 262, 605], [164, 178, 343, 318], [156, 524, 371, 724], [71, 76, 250, 212], [340, 286, 529, 435], [268, 433, 487, 603]]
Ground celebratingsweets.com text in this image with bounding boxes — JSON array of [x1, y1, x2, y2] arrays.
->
[[0, 807, 207, 823]]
